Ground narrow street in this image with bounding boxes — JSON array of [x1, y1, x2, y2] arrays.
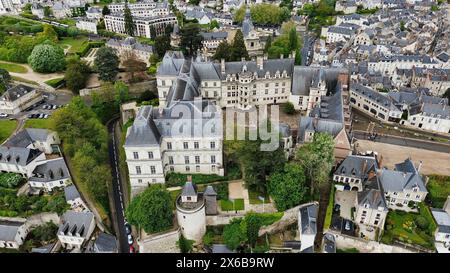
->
[[107, 118, 129, 253]]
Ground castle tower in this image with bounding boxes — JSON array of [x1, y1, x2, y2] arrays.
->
[[176, 177, 206, 242], [204, 186, 218, 215]]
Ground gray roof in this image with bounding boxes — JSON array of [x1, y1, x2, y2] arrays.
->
[[213, 58, 294, 80], [291, 66, 347, 96], [328, 26, 355, 36], [323, 233, 336, 253], [358, 189, 387, 210], [31, 243, 54, 253], [212, 244, 234, 253], [335, 155, 378, 181], [125, 101, 221, 147], [29, 158, 70, 183], [299, 204, 317, 235], [200, 32, 228, 40], [93, 232, 117, 253], [157, 51, 186, 76], [1, 84, 35, 102], [106, 37, 153, 53], [4, 128, 52, 149], [58, 211, 94, 238], [431, 208, 450, 234], [279, 123, 291, 138], [0, 146, 43, 166], [421, 103, 450, 120], [0, 220, 25, 241], [351, 83, 399, 111], [378, 159, 427, 193], [204, 185, 217, 196], [181, 181, 197, 197], [64, 185, 81, 202]]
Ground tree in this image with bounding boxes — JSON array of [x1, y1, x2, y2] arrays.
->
[[400, 21, 405, 31], [243, 212, 261, 248], [226, 136, 286, 194], [43, 6, 53, 18], [212, 41, 231, 61], [65, 58, 90, 94], [443, 88, 450, 105], [28, 43, 65, 73], [37, 25, 59, 43], [114, 81, 130, 107], [223, 218, 247, 250], [295, 132, 334, 196], [233, 5, 246, 23], [179, 23, 203, 56], [283, 102, 295, 114], [231, 29, 249, 61], [102, 5, 111, 16], [126, 184, 173, 233], [177, 234, 193, 253], [295, 48, 302, 65], [210, 20, 220, 30], [154, 35, 171, 58], [94, 46, 119, 82], [264, 36, 272, 53], [268, 163, 308, 211], [122, 51, 147, 82], [31, 222, 58, 242], [164, 24, 174, 36], [0, 68, 11, 94], [288, 27, 298, 51], [124, 2, 135, 36]]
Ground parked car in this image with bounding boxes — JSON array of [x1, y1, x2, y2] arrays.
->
[[127, 234, 133, 245], [344, 221, 351, 231], [52, 105, 58, 110], [124, 223, 131, 235], [38, 113, 45, 119], [0, 113, 8, 118], [334, 204, 341, 212], [43, 114, 49, 119], [42, 105, 49, 110]]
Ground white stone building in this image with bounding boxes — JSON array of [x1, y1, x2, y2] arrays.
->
[[57, 211, 95, 249], [76, 18, 98, 34], [0, 84, 42, 115], [106, 37, 153, 67], [298, 203, 318, 253], [28, 157, 71, 192], [123, 101, 223, 194], [0, 146, 46, 178], [176, 180, 206, 242], [431, 198, 450, 253], [0, 218, 29, 249], [104, 13, 177, 38], [4, 128, 60, 155]]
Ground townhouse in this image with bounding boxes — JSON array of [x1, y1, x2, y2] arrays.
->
[[106, 37, 153, 67], [431, 197, 450, 253], [57, 211, 95, 249], [0, 218, 29, 249], [200, 31, 228, 55]]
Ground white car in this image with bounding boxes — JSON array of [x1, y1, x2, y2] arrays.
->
[[128, 234, 133, 245], [0, 113, 8, 118]]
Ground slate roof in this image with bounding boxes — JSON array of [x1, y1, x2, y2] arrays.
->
[[1, 84, 35, 102], [200, 32, 228, 40], [351, 83, 400, 112], [4, 128, 53, 150], [378, 158, 427, 193], [358, 189, 387, 210], [181, 181, 197, 197], [64, 184, 81, 202], [291, 67, 347, 96], [212, 244, 234, 253], [106, 37, 153, 53], [328, 26, 355, 36], [279, 123, 291, 138], [0, 146, 43, 166], [204, 185, 217, 196], [0, 220, 25, 241], [431, 208, 450, 234], [323, 233, 336, 253], [31, 243, 54, 253], [335, 155, 378, 180], [93, 232, 118, 253], [29, 158, 70, 183], [212, 58, 295, 80], [421, 103, 450, 120], [58, 211, 94, 238], [436, 52, 450, 62], [156, 51, 186, 76], [299, 204, 317, 235]]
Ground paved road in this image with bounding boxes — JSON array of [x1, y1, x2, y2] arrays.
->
[[301, 32, 316, 66], [353, 131, 450, 154], [107, 119, 129, 253]]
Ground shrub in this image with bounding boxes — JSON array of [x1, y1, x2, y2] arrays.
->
[[28, 43, 66, 73], [415, 216, 429, 230], [212, 182, 228, 200], [0, 173, 23, 188], [283, 102, 295, 114]]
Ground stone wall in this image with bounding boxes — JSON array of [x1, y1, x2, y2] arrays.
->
[[206, 214, 244, 226], [138, 229, 180, 253]]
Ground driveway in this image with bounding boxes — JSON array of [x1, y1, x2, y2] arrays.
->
[[228, 181, 245, 199], [335, 190, 357, 220], [1, 61, 65, 87]]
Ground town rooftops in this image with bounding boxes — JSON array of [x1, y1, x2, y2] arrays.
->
[[106, 37, 153, 53], [1, 84, 35, 102], [93, 232, 118, 253], [58, 211, 94, 238], [200, 31, 228, 40], [335, 155, 378, 180], [0, 146, 43, 166], [0, 219, 25, 242], [377, 158, 427, 193], [291, 66, 348, 96], [4, 128, 52, 149], [351, 83, 399, 111], [431, 208, 450, 234], [64, 184, 81, 202], [29, 157, 70, 183], [299, 204, 318, 235], [328, 26, 356, 36], [213, 58, 295, 80], [157, 51, 186, 76]]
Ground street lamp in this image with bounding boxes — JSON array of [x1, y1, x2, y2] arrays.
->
[[258, 196, 265, 213]]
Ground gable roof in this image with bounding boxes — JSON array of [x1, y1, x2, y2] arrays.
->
[[299, 204, 318, 235], [0, 146, 43, 166], [0, 219, 25, 241], [335, 155, 378, 180], [94, 232, 118, 252], [377, 158, 427, 193]]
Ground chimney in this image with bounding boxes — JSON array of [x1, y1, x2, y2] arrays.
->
[[159, 107, 163, 117], [187, 175, 192, 182], [378, 154, 383, 168], [256, 55, 263, 70], [362, 159, 368, 175], [416, 160, 423, 173], [263, 53, 268, 60], [280, 54, 284, 59], [291, 50, 296, 59], [221, 58, 225, 74], [241, 57, 246, 62]]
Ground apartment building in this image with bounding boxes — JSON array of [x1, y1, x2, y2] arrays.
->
[[104, 13, 177, 38]]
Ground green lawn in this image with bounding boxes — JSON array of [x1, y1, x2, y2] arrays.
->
[[427, 175, 450, 208], [58, 37, 89, 53], [0, 120, 17, 144], [323, 184, 335, 230], [24, 119, 52, 130], [381, 203, 437, 249], [11, 76, 38, 86], [248, 188, 271, 204], [220, 199, 244, 211], [0, 62, 27, 73], [258, 212, 284, 226], [44, 77, 65, 88], [169, 189, 181, 208]]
